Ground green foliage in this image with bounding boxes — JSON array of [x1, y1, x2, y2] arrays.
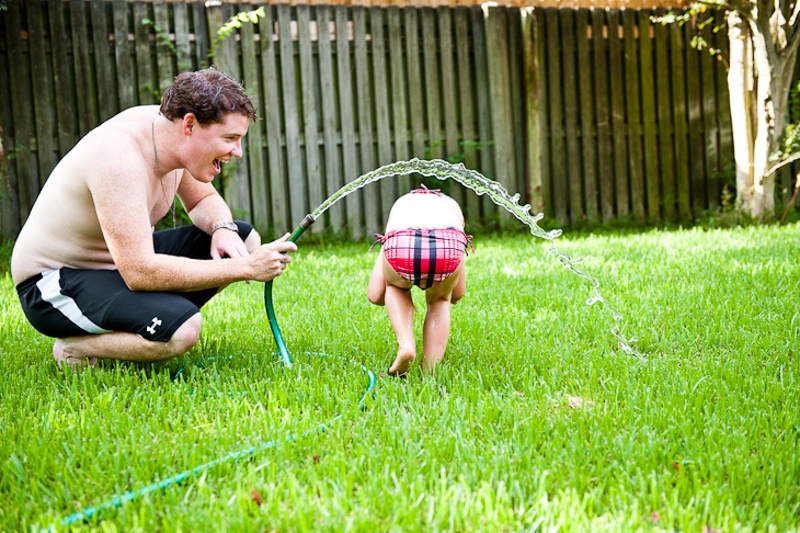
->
[[210, 7, 266, 62], [651, 5, 725, 63], [2, 225, 800, 531]]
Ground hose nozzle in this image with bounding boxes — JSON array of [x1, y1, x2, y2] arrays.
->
[[289, 214, 316, 243]]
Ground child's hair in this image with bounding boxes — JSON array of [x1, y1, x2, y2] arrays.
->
[[160, 67, 258, 125]]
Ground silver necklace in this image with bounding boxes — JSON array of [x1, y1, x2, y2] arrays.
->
[[151, 116, 177, 228]]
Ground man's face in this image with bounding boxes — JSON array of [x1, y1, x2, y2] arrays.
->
[[185, 113, 250, 182]]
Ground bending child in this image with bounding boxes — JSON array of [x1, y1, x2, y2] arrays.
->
[[367, 185, 472, 376]]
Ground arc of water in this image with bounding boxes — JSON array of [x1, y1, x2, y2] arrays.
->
[[308, 158, 645, 359]]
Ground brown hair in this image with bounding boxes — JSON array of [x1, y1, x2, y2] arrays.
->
[[159, 68, 257, 125]]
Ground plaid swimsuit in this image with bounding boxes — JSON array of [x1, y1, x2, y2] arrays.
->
[[379, 227, 472, 289]]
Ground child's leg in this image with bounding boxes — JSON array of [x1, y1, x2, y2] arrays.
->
[[367, 254, 387, 306], [421, 261, 466, 373], [385, 284, 417, 375]]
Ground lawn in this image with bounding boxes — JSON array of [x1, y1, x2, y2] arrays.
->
[[1, 223, 798, 532]]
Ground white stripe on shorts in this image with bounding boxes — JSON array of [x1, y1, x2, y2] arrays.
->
[[36, 270, 111, 334]]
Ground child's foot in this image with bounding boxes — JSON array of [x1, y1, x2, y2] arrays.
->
[[388, 347, 415, 376], [53, 340, 97, 371]]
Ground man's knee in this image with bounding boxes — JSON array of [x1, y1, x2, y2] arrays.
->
[[168, 313, 202, 355]]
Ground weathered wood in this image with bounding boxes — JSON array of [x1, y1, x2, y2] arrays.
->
[[317, 5, 345, 232], [113, 0, 136, 109], [260, 4, 290, 235], [278, 4, 308, 226], [653, 8, 675, 220], [593, 9, 614, 222], [370, 8, 397, 219], [134, 2, 156, 104], [298, 5, 323, 225], [608, 10, 629, 218], [91, 0, 117, 121], [6, 1, 36, 221], [0, 2, 755, 237], [575, 8, 597, 222], [240, 3, 269, 231], [485, 6, 515, 219], [353, 7, 379, 235], [508, 9, 525, 198], [456, 7, 481, 218], [153, 2, 174, 95], [422, 8, 444, 161], [335, 6, 363, 239], [671, 21, 690, 221], [71, 0, 97, 131], [623, 9, 645, 220], [560, 8, 582, 224], [387, 6, 411, 196], [638, 10, 660, 222], [28, 0, 57, 186]]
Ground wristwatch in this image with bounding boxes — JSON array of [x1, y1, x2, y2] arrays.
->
[[211, 221, 239, 233]]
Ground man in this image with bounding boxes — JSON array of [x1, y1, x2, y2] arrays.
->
[[11, 68, 296, 368]]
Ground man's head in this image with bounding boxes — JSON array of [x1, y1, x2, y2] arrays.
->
[[160, 68, 257, 125]]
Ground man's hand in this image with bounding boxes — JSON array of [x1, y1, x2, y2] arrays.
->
[[210, 227, 249, 259], [247, 233, 298, 282]]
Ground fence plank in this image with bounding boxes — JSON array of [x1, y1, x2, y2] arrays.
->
[[6, 1, 36, 221], [485, 6, 515, 219], [239, 3, 269, 231], [28, 0, 57, 185], [153, 1, 174, 95], [560, 8, 583, 224], [455, 7, 481, 217], [317, 5, 345, 232], [278, 4, 308, 226], [685, 22, 705, 217], [71, 0, 97, 131], [592, 10, 614, 221], [544, 9, 566, 224], [533, 10, 551, 218], [370, 8, 397, 218], [134, 3, 156, 104], [608, 10, 629, 218], [438, 9, 464, 204], [638, 11, 660, 222], [260, 5, 290, 235], [712, 18, 731, 208], [421, 8, 444, 163], [335, 6, 362, 239], [405, 9, 426, 159], [623, 9, 645, 220], [91, 0, 117, 121], [172, 2, 192, 70], [387, 6, 411, 196], [508, 9, 525, 197], [575, 8, 597, 222], [653, 9, 675, 220], [699, 21, 719, 210], [113, 1, 136, 109], [298, 5, 323, 225], [354, 7, 379, 234], [671, 21, 690, 221]]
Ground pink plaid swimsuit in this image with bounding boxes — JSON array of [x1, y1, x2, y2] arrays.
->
[[379, 227, 472, 289]]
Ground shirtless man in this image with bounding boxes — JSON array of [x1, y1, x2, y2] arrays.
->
[[367, 185, 472, 376], [11, 68, 297, 368]]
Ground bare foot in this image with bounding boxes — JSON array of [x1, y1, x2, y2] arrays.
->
[[388, 345, 415, 376], [53, 340, 97, 371]]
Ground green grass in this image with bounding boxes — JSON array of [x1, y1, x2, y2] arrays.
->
[[1, 223, 799, 532]]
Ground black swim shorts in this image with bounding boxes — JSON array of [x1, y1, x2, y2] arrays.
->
[[15, 222, 253, 342]]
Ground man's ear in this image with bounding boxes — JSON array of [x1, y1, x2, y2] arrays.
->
[[182, 113, 197, 136]]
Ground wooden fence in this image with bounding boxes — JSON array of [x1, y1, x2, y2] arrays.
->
[[0, 0, 774, 241]]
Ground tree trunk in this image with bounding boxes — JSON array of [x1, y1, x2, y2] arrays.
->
[[728, 4, 799, 218]]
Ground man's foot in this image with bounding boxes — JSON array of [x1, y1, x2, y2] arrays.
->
[[388, 346, 415, 376], [53, 340, 97, 371]]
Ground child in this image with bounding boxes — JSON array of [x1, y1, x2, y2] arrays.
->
[[367, 185, 472, 376]]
